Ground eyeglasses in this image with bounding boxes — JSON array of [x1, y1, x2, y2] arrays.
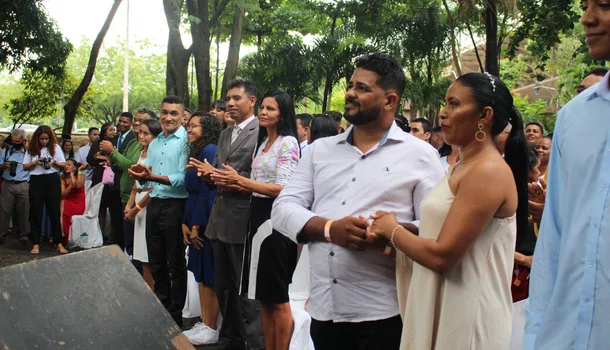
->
[[187, 123, 202, 130]]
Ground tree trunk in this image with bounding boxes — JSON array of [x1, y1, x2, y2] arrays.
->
[[442, 0, 461, 76], [215, 24, 221, 100], [221, 5, 245, 98], [163, 0, 191, 106], [62, 0, 122, 135], [466, 20, 484, 73], [484, 0, 499, 76], [187, 0, 213, 111], [321, 77, 333, 112], [322, 15, 338, 111]]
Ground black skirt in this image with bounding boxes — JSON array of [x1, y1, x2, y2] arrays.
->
[[241, 196, 297, 304]]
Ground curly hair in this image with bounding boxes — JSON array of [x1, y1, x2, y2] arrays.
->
[[28, 125, 58, 157], [188, 112, 222, 158]]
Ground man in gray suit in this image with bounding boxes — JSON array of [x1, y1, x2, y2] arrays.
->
[[196, 79, 264, 350]]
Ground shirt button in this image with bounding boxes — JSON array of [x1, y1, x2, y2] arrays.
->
[[332, 279, 337, 284], [593, 223, 597, 228], [341, 201, 346, 205], [361, 155, 366, 159], [352, 177, 356, 182], [602, 186, 606, 191], [588, 262, 593, 267], [330, 251, 334, 257]]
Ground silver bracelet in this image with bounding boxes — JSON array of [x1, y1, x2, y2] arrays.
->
[[390, 225, 401, 251]]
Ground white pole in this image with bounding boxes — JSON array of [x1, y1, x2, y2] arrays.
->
[[122, 0, 130, 112]]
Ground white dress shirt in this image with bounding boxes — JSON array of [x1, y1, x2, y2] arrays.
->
[[231, 115, 255, 144], [272, 122, 445, 322], [75, 144, 92, 180]]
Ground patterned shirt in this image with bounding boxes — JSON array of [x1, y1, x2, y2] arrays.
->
[[251, 135, 300, 198]]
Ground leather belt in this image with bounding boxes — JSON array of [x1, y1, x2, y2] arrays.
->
[[6, 180, 27, 184]]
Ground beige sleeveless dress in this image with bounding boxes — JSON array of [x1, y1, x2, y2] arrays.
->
[[396, 174, 516, 349]]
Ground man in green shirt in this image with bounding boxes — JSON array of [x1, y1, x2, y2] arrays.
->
[[100, 108, 158, 258]]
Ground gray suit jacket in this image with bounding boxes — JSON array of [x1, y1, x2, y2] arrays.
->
[[205, 118, 260, 244]]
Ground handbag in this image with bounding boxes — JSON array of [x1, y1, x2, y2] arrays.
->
[[101, 165, 115, 185], [511, 263, 530, 302]]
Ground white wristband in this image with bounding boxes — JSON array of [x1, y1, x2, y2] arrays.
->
[[324, 220, 334, 242]]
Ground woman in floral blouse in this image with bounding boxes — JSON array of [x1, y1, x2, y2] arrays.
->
[[211, 90, 300, 350]]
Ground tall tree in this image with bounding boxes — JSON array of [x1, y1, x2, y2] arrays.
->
[[163, 0, 191, 105], [0, 0, 72, 76], [220, 4, 245, 98], [62, 0, 122, 135], [484, 0, 499, 75], [186, 0, 230, 111], [442, 0, 462, 76]]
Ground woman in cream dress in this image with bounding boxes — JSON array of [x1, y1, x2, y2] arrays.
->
[[125, 119, 162, 290], [371, 73, 530, 349]]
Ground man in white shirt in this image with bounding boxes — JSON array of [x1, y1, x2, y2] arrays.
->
[[296, 113, 312, 151], [272, 53, 444, 349], [74, 127, 100, 183]]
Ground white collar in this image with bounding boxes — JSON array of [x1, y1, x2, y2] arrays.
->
[[236, 115, 255, 130]]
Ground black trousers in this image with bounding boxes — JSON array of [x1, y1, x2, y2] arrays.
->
[[310, 315, 403, 350], [146, 198, 186, 326], [121, 203, 135, 257], [109, 189, 124, 249], [213, 239, 265, 350], [29, 174, 62, 245]]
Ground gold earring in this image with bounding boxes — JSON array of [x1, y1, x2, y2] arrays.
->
[[475, 123, 486, 142]]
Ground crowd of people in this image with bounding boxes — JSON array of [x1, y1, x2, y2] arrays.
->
[[0, 3, 608, 349]]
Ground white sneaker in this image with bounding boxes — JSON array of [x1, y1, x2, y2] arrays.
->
[[183, 322, 208, 337], [187, 326, 219, 346]]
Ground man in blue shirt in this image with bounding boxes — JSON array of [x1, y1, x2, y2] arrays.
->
[[0, 129, 30, 245], [129, 96, 189, 327], [525, 2, 610, 349]]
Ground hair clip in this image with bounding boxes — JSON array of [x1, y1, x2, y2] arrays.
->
[[484, 72, 496, 92]]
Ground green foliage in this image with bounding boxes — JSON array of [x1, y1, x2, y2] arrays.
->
[[513, 94, 555, 132], [507, 0, 580, 63], [82, 38, 167, 124], [0, 73, 21, 126], [237, 36, 322, 104], [0, 0, 72, 76], [5, 69, 95, 129], [373, 1, 451, 120], [543, 23, 607, 106], [499, 57, 530, 89]]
